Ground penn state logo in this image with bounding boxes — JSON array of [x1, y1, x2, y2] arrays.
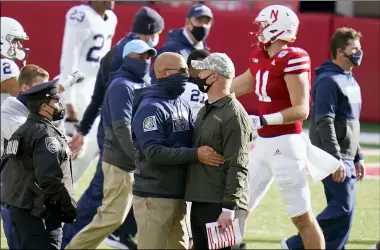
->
[[45, 137, 60, 153]]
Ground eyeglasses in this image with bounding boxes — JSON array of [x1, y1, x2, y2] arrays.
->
[[164, 68, 189, 75]]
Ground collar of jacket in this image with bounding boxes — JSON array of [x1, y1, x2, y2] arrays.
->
[[206, 93, 235, 108]]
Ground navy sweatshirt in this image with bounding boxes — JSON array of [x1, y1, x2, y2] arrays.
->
[[78, 32, 141, 140], [309, 61, 363, 163], [131, 85, 197, 199], [101, 61, 146, 172], [150, 28, 208, 83]]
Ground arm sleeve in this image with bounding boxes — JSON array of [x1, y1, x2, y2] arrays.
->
[[221, 115, 252, 209], [283, 49, 311, 75], [314, 78, 342, 160], [354, 144, 364, 163], [78, 56, 108, 135], [1, 108, 26, 140], [33, 135, 65, 196], [59, 18, 91, 105], [132, 106, 198, 165], [108, 83, 136, 160]]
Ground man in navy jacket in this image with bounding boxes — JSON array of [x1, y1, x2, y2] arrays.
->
[[150, 3, 214, 83], [66, 39, 156, 250], [63, 6, 164, 249], [132, 52, 224, 249], [285, 28, 365, 250]]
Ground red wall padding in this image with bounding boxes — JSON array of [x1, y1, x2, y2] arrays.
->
[[1, 2, 379, 121]]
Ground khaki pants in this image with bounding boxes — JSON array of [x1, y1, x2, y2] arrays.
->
[[65, 162, 134, 249], [133, 196, 189, 249]]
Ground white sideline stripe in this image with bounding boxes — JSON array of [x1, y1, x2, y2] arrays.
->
[[284, 64, 310, 72], [288, 56, 310, 65]]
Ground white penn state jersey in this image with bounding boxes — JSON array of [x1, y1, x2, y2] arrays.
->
[[1, 58, 20, 106], [181, 82, 207, 121], [60, 5, 117, 80]]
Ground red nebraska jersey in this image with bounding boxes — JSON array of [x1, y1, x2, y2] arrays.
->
[[249, 47, 311, 137]]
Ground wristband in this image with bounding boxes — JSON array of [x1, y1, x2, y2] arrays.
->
[[222, 208, 235, 217], [59, 75, 74, 90], [263, 112, 284, 125]]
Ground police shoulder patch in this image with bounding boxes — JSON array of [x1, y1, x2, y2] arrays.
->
[[45, 137, 60, 153], [143, 116, 157, 132]]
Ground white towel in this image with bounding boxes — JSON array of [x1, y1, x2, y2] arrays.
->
[[301, 132, 341, 181]]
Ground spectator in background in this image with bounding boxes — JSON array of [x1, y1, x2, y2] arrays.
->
[[64, 6, 164, 249], [182, 49, 210, 121], [131, 52, 224, 249], [286, 27, 365, 250], [150, 3, 214, 82], [65, 40, 156, 250], [186, 53, 252, 249]]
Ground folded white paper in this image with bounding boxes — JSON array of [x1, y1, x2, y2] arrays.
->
[[206, 218, 242, 250], [301, 132, 341, 181]]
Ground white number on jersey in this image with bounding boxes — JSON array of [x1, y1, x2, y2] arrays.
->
[[255, 70, 271, 102]]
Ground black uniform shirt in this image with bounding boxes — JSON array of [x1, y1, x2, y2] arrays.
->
[[1, 113, 74, 210]]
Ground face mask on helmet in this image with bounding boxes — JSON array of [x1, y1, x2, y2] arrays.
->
[[3, 38, 30, 61], [1, 17, 30, 61]]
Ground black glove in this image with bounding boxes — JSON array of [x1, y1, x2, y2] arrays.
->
[[59, 189, 78, 223]]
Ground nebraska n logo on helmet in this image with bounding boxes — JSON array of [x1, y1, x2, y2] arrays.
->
[[253, 5, 299, 50], [0, 17, 30, 61]]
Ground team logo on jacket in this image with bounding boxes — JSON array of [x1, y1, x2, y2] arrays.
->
[[45, 137, 60, 153], [143, 116, 158, 132], [172, 114, 190, 133]]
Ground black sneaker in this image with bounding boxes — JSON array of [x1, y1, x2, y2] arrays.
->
[[103, 233, 137, 250], [239, 242, 247, 249]]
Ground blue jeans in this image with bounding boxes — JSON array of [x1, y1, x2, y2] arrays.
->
[[1, 205, 20, 249], [287, 160, 357, 250]]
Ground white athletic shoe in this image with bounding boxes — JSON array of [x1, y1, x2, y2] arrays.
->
[[281, 238, 290, 249], [370, 243, 378, 250]]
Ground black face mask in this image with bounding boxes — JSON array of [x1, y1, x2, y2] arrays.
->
[[343, 50, 363, 67], [46, 102, 66, 121], [189, 75, 214, 93], [191, 26, 209, 42]]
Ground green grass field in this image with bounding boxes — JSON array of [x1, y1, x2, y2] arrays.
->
[[1, 155, 379, 249]]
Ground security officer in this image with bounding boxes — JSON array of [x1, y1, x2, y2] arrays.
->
[[1, 79, 77, 249]]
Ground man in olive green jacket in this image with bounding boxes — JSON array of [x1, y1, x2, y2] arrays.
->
[[185, 53, 252, 249]]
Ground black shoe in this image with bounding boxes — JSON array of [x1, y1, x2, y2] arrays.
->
[[104, 233, 137, 250], [239, 242, 247, 249]]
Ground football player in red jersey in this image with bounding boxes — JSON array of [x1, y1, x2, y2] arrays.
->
[[230, 5, 325, 249]]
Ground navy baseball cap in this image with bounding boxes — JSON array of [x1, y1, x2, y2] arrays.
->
[[122, 39, 157, 58], [22, 79, 61, 101], [187, 4, 213, 19]]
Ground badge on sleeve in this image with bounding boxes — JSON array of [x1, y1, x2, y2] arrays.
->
[[45, 137, 60, 153], [143, 116, 157, 132]]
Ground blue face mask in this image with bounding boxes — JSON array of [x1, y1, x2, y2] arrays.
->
[[156, 73, 189, 96], [344, 50, 363, 67], [122, 57, 150, 81]]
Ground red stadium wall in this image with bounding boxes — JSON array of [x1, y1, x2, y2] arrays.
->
[[1, 2, 379, 122]]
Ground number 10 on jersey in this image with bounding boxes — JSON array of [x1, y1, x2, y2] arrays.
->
[[255, 70, 272, 102]]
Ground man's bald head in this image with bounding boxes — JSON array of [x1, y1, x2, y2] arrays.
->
[[154, 52, 188, 79]]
